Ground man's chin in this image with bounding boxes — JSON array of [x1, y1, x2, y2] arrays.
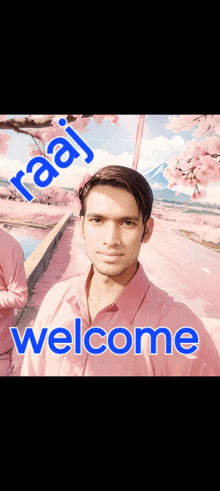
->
[[92, 259, 138, 279], [94, 264, 126, 278]]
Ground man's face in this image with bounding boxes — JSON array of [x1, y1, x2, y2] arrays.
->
[[80, 185, 154, 278]]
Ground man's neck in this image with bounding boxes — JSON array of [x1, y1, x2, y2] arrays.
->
[[87, 261, 138, 323]]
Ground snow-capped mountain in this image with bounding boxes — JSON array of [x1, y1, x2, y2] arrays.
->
[[142, 161, 191, 202], [142, 161, 169, 189]]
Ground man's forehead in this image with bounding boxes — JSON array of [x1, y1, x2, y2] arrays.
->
[[86, 212, 141, 221], [85, 184, 139, 209], [83, 186, 144, 222]]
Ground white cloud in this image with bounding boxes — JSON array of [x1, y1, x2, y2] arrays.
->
[[92, 149, 133, 169], [0, 150, 135, 190], [0, 157, 27, 181], [137, 157, 156, 172], [49, 149, 134, 189], [200, 185, 220, 205], [151, 183, 163, 189], [140, 135, 185, 160]]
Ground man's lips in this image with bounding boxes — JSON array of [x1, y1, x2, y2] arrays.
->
[[97, 252, 124, 261], [98, 252, 123, 256]]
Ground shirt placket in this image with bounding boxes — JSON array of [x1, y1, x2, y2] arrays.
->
[[58, 296, 91, 376], [81, 304, 118, 376]]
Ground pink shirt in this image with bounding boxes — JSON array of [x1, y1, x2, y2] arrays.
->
[[0, 228, 28, 354], [21, 262, 220, 376]]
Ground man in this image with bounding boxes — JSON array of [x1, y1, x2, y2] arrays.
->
[[0, 226, 28, 376], [21, 165, 220, 376]]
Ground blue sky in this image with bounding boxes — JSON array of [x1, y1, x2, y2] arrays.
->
[[1, 115, 219, 204]]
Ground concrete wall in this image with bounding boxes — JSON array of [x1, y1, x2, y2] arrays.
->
[[14, 210, 73, 325]]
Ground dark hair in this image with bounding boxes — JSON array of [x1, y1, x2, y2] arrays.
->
[[78, 165, 153, 225]]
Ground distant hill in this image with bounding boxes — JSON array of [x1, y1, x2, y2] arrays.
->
[[152, 188, 191, 202], [0, 177, 11, 188], [0, 176, 75, 192], [0, 176, 37, 192]]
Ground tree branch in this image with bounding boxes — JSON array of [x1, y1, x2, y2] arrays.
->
[[192, 115, 206, 122], [0, 115, 94, 133]]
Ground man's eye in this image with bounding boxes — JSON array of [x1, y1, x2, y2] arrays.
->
[[123, 221, 135, 226], [92, 218, 102, 223]]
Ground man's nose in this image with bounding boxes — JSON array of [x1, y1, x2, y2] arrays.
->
[[103, 223, 121, 246]]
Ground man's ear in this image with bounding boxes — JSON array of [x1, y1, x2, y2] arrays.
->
[[142, 217, 154, 244], [79, 216, 85, 239]]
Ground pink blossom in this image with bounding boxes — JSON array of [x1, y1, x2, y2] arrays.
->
[[35, 185, 74, 205], [194, 166, 209, 187], [166, 155, 179, 169], [191, 156, 201, 167], [214, 125, 220, 136], [166, 115, 195, 133], [199, 154, 216, 167], [40, 125, 64, 142], [199, 189, 207, 198], [181, 177, 191, 187], [92, 115, 119, 126], [69, 116, 90, 133], [0, 131, 12, 154], [30, 130, 44, 141], [197, 179, 209, 188], [92, 115, 107, 125], [174, 169, 183, 179], [107, 115, 119, 125], [188, 178, 197, 188], [0, 186, 11, 197], [168, 182, 177, 189], [28, 144, 43, 157], [166, 115, 220, 138], [191, 192, 197, 201], [210, 164, 220, 182], [206, 135, 220, 154], [165, 122, 220, 197], [177, 160, 190, 172], [163, 167, 174, 178], [0, 115, 6, 122], [75, 173, 92, 194]]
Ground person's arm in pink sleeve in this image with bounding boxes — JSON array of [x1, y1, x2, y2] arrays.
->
[[21, 283, 63, 376], [0, 245, 28, 309], [21, 296, 47, 376]]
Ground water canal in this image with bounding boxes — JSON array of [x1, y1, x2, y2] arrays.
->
[[0, 223, 49, 260]]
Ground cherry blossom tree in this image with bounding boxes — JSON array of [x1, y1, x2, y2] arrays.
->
[[0, 184, 27, 202], [164, 115, 220, 200], [0, 114, 120, 205], [0, 114, 119, 158], [34, 186, 75, 206], [0, 186, 11, 199]]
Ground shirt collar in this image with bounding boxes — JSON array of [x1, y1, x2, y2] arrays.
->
[[65, 265, 93, 313], [113, 261, 151, 323], [66, 261, 150, 324]]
